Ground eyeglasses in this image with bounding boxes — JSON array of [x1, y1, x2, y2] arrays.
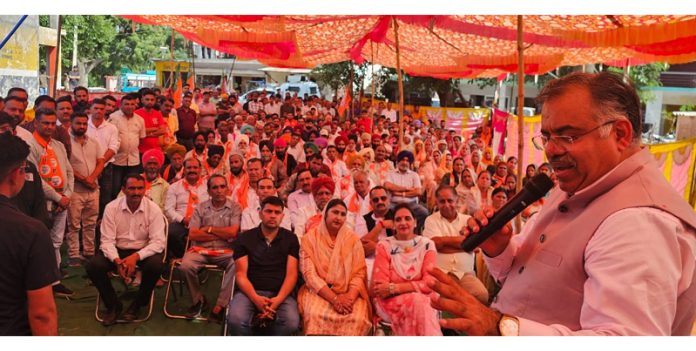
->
[[532, 120, 618, 151], [371, 196, 388, 202]]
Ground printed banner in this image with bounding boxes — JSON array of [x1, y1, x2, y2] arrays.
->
[[648, 139, 696, 205]]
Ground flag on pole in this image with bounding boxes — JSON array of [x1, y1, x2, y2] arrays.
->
[[337, 85, 352, 118], [221, 75, 228, 95], [173, 72, 183, 108], [187, 73, 195, 91]]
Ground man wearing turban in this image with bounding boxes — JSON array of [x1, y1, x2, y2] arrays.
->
[[384, 150, 429, 232], [140, 148, 169, 210], [291, 176, 335, 240], [202, 144, 227, 178], [163, 143, 187, 184]]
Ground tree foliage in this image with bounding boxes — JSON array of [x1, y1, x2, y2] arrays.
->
[[60, 15, 189, 87], [310, 61, 391, 99]]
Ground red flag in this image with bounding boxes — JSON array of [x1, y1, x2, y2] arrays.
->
[[337, 85, 352, 117]]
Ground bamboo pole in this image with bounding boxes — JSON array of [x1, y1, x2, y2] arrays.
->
[[393, 17, 405, 148], [370, 41, 376, 118], [515, 15, 525, 232]]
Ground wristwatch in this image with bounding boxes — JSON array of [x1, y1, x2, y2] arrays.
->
[[498, 314, 520, 336]]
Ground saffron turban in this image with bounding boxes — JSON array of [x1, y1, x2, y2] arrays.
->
[[165, 143, 186, 159], [311, 176, 335, 195], [142, 149, 164, 166]]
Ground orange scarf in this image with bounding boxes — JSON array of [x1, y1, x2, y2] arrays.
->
[[141, 173, 153, 196], [163, 164, 184, 183], [339, 175, 352, 198], [33, 131, 64, 192], [182, 178, 203, 221], [369, 161, 390, 184], [189, 246, 233, 256], [229, 172, 250, 208], [305, 212, 323, 234], [347, 192, 363, 213]]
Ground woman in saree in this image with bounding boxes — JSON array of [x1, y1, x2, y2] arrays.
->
[[298, 199, 372, 335]]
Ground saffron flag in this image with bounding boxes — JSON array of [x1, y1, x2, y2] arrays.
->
[[173, 73, 183, 108], [221, 75, 228, 95], [187, 73, 195, 92], [337, 85, 352, 118]]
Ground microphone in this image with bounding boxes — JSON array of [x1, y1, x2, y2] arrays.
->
[[460, 173, 554, 252]]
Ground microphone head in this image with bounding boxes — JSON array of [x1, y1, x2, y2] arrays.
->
[[524, 173, 555, 198]]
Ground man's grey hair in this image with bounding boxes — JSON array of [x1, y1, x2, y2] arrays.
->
[[536, 72, 642, 142]]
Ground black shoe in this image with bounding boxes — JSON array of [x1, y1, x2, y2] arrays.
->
[[122, 302, 141, 322], [208, 306, 225, 324], [101, 301, 123, 327], [53, 283, 74, 297], [185, 296, 208, 319]]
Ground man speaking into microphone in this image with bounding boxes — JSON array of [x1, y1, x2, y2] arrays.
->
[[429, 72, 696, 336]]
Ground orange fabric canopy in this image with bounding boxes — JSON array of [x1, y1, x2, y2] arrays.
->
[[124, 15, 696, 78]]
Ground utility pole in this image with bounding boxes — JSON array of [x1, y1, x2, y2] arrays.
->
[[71, 25, 77, 68]]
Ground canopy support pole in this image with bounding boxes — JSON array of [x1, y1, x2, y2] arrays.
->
[[393, 17, 405, 148], [370, 41, 376, 118], [515, 15, 525, 232]]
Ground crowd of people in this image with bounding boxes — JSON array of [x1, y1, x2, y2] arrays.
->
[[0, 71, 695, 336]]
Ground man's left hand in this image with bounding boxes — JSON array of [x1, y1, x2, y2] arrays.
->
[[428, 267, 501, 336], [121, 253, 140, 279]]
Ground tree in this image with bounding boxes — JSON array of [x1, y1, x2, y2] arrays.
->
[[310, 61, 391, 99], [61, 16, 118, 87], [607, 63, 669, 103], [60, 15, 189, 88]]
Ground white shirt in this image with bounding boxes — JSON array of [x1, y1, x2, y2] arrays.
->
[[15, 125, 33, 143], [287, 142, 306, 163], [324, 158, 350, 181], [240, 205, 293, 232], [384, 108, 398, 123], [109, 110, 145, 166], [100, 196, 165, 262], [264, 102, 281, 116], [164, 178, 210, 223], [385, 169, 421, 204], [422, 211, 475, 279], [344, 191, 371, 231], [287, 189, 315, 215], [87, 118, 120, 165], [292, 204, 320, 241]]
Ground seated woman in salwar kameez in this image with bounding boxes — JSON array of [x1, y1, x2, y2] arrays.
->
[[298, 199, 372, 335], [372, 203, 442, 336]]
